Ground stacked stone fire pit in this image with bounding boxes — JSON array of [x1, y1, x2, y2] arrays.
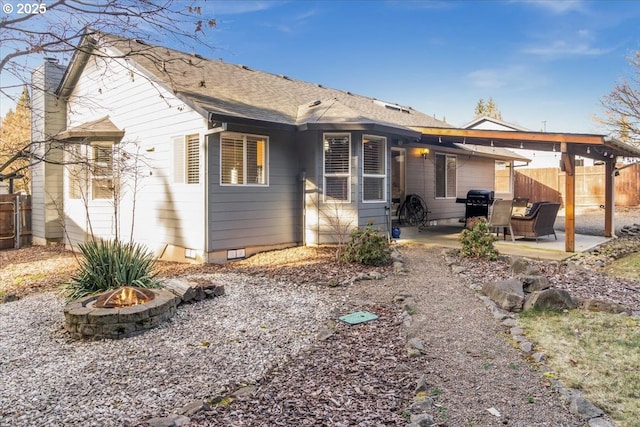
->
[[63, 287, 179, 340], [63, 279, 225, 340]]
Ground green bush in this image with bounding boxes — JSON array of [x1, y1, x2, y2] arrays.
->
[[460, 217, 499, 260], [342, 224, 391, 266], [64, 239, 161, 301]]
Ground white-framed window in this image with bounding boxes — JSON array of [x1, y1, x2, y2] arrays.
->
[[494, 160, 512, 193], [362, 135, 386, 202], [91, 142, 115, 199], [172, 134, 200, 184], [435, 153, 456, 198], [323, 133, 351, 202], [220, 132, 268, 186]]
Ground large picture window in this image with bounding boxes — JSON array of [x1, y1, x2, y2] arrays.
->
[[323, 133, 351, 202], [435, 153, 456, 198], [173, 134, 200, 184], [362, 135, 386, 202], [220, 133, 268, 186]]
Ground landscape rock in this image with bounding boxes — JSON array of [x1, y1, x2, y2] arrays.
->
[[409, 413, 436, 426], [177, 400, 210, 416], [145, 414, 190, 427], [510, 257, 530, 275], [524, 288, 577, 311], [519, 275, 551, 293], [519, 341, 534, 353], [576, 297, 630, 314], [569, 394, 604, 419], [588, 416, 616, 427], [482, 279, 525, 312]]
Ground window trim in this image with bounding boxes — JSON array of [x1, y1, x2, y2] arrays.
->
[[219, 132, 269, 187], [362, 134, 387, 203], [323, 132, 351, 203], [494, 160, 512, 193], [90, 141, 115, 200], [435, 152, 457, 199]]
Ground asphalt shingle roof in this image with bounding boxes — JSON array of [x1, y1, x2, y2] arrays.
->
[[100, 34, 451, 130]]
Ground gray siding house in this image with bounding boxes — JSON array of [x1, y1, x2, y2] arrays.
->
[[31, 32, 520, 263]]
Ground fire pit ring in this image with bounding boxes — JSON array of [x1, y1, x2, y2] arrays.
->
[[64, 287, 179, 340]]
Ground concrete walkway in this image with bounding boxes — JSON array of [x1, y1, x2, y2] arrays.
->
[[396, 224, 609, 261]]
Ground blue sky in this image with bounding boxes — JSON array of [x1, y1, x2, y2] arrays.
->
[[2, 0, 640, 135], [202, 0, 640, 134]]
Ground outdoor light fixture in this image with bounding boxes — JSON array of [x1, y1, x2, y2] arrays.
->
[[438, 136, 442, 144], [552, 144, 556, 152], [520, 141, 524, 149], [462, 137, 466, 144], [490, 140, 494, 147], [420, 148, 430, 159], [586, 146, 590, 154]]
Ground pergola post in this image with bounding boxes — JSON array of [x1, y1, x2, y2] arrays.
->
[[561, 145, 575, 252], [604, 160, 615, 237]]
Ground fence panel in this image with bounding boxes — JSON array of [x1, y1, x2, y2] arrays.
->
[[0, 194, 32, 250], [515, 163, 640, 208]]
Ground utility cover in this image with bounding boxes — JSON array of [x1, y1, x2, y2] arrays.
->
[[339, 311, 378, 325]]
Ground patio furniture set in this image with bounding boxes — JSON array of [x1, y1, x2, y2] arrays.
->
[[486, 197, 560, 243]]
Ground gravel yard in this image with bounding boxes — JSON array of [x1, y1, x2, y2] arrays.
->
[[0, 208, 638, 426]]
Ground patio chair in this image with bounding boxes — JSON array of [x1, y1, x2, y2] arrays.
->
[[509, 202, 560, 242], [511, 197, 529, 217], [487, 199, 515, 242]]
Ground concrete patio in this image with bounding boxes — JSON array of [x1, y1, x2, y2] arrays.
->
[[395, 223, 609, 261]]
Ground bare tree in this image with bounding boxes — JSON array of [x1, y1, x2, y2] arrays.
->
[[600, 51, 640, 147], [1, 1, 215, 102], [0, 0, 214, 198]]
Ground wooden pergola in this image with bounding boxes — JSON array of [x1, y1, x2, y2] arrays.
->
[[413, 127, 640, 252]]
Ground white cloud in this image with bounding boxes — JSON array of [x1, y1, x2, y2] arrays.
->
[[467, 64, 547, 91], [522, 0, 587, 14], [523, 39, 611, 57], [210, 1, 285, 16]]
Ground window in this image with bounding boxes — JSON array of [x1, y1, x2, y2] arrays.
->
[[362, 135, 386, 202], [435, 153, 456, 198], [91, 142, 114, 199], [220, 133, 268, 185], [173, 134, 200, 184], [323, 133, 350, 202], [494, 161, 511, 193]]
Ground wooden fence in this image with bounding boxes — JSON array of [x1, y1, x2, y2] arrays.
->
[[513, 163, 640, 208], [0, 194, 32, 250]]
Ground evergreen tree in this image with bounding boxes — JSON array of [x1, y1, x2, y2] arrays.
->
[[474, 98, 486, 117], [0, 86, 31, 193], [475, 97, 502, 120]]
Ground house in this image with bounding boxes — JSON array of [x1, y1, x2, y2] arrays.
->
[[30, 32, 526, 263]]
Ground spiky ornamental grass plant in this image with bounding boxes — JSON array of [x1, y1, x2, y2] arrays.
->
[[64, 240, 161, 301]]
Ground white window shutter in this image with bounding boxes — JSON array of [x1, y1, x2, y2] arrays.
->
[[172, 136, 185, 183]]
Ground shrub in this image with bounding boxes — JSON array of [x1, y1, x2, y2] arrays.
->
[[460, 217, 499, 260], [64, 239, 161, 301], [342, 223, 391, 266]]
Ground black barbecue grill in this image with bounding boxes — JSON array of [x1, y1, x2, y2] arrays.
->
[[463, 189, 495, 225]]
